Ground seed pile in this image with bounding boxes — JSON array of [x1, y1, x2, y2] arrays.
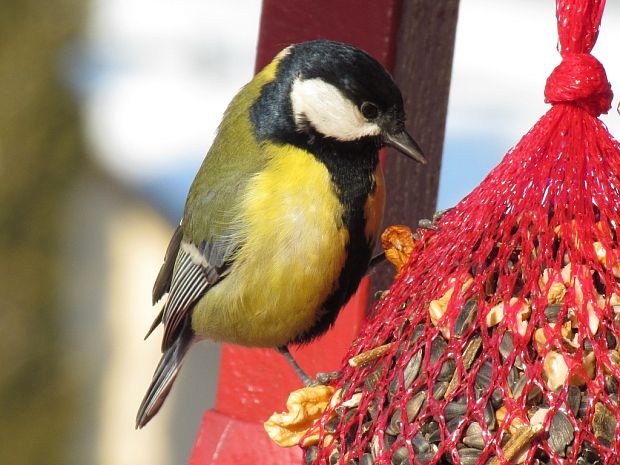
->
[[302, 219, 620, 465]]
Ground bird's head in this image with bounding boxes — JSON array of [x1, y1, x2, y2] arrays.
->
[[250, 40, 426, 164]]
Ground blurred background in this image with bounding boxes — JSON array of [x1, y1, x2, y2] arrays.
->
[[1, 0, 618, 464]]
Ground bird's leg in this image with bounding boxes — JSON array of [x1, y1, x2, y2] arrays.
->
[[277, 345, 314, 386], [368, 251, 386, 270], [417, 208, 452, 231]]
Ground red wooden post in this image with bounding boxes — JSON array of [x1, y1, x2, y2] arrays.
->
[[188, 1, 457, 463]]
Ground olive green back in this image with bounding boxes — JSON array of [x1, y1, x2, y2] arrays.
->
[[182, 55, 285, 245]]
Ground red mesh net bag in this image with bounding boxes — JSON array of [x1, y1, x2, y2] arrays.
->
[[303, 1, 620, 464]]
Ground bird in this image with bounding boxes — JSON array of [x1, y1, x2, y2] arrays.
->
[[136, 39, 426, 428]]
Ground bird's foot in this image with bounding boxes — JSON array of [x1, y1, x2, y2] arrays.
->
[[417, 208, 452, 231], [315, 371, 341, 385], [277, 346, 341, 386]]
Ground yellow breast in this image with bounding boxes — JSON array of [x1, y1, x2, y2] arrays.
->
[[191, 144, 349, 347]]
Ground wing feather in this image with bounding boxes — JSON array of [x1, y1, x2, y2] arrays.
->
[[152, 225, 183, 304], [159, 244, 211, 350], [148, 236, 235, 350]]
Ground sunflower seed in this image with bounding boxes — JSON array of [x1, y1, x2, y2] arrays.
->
[[462, 335, 482, 370], [578, 393, 588, 419], [391, 446, 409, 465], [412, 432, 430, 454], [414, 450, 436, 464], [411, 324, 425, 344], [527, 384, 543, 404], [499, 332, 513, 361], [365, 362, 386, 391], [329, 449, 340, 465], [430, 337, 448, 365], [445, 397, 467, 421], [454, 299, 477, 337], [359, 453, 374, 465], [462, 422, 485, 449], [510, 373, 531, 399], [405, 391, 427, 423], [508, 368, 524, 398], [548, 411, 574, 456], [490, 387, 503, 409], [513, 354, 525, 371], [458, 448, 482, 465], [433, 381, 449, 400], [404, 350, 423, 389], [604, 375, 618, 395], [545, 304, 562, 323], [446, 415, 464, 433], [304, 446, 318, 465], [367, 400, 379, 420], [343, 408, 358, 436], [386, 408, 402, 436], [370, 434, 380, 460], [439, 451, 454, 465], [360, 420, 373, 435], [475, 359, 493, 391], [389, 350, 423, 397], [446, 371, 461, 397], [423, 421, 440, 443], [593, 402, 615, 446], [576, 442, 601, 465], [324, 416, 339, 433], [438, 358, 457, 382], [483, 401, 496, 431], [567, 385, 581, 415]]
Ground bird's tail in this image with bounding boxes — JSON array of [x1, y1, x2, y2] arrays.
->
[[136, 323, 193, 428]]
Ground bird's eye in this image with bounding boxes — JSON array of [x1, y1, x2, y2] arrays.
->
[[360, 102, 379, 120]]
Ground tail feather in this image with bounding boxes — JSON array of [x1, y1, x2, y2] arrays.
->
[[136, 322, 193, 428]]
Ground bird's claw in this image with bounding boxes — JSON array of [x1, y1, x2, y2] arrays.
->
[[417, 208, 452, 231], [314, 371, 341, 385], [417, 218, 440, 231]]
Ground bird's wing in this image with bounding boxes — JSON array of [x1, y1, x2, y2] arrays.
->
[[147, 81, 269, 349], [152, 225, 184, 305], [138, 225, 239, 428], [147, 228, 237, 351]]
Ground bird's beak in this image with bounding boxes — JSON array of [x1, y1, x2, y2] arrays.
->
[[384, 130, 427, 164]]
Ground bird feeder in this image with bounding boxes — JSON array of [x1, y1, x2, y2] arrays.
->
[[302, 0, 620, 464]]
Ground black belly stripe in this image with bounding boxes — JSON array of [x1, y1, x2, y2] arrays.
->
[[289, 138, 381, 344]]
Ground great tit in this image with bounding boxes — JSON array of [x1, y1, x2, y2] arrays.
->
[[136, 39, 425, 428]]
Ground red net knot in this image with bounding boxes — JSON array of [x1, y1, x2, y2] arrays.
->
[[544, 53, 613, 116]]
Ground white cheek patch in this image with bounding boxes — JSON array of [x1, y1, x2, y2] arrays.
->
[[290, 78, 382, 141]]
